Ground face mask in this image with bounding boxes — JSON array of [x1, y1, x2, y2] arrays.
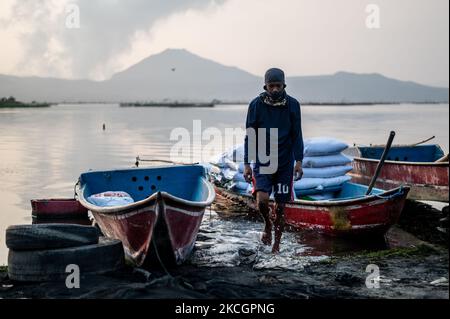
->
[[268, 90, 284, 100]]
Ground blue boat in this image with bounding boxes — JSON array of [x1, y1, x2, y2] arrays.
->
[[76, 165, 215, 267], [357, 144, 446, 163]]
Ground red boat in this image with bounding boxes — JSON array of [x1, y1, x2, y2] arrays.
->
[[31, 198, 92, 226], [76, 165, 215, 267], [348, 144, 449, 202], [31, 198, 88, 218], [214, 182, 410, 236]]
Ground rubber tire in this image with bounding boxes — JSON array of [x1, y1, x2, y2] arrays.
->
[[6, 224, 99, 250], [8, 237, 124, 282]]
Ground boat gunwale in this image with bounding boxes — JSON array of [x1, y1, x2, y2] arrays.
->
[[352, 156, 449, 167], [216, 183, 410, 207]]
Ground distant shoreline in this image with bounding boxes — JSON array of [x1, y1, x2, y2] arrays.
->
[[119, 102, 215, 108], [2, 101, 447, 108], [0, 102, 51, 108]]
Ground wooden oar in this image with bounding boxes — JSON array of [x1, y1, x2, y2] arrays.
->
[[355, 135, 435, 149], [134, 156, 198, 167], [410, 135, 435, 146], [366, 131, 396, 195]]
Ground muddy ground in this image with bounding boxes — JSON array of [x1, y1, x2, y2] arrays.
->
[[0, 200, 448, 299]]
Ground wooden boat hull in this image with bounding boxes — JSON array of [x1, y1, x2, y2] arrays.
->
[[350, 158, 449, 202], [76, 165, 215, 267], [214, 184, 410, 237], [90, 193, 205, 266]]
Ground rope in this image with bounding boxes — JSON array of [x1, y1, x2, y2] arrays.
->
[[208, 204, 212, 226], [151, 237, 172, 278]]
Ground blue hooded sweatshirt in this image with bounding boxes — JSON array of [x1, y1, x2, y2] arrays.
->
[[244, 92, 304, 169]]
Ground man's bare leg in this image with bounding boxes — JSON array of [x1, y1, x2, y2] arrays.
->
[[256, 191, 272, 245], [272, 202, 285, 254]]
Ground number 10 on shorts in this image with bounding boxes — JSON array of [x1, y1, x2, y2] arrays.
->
[[276, 183, 289, 194]]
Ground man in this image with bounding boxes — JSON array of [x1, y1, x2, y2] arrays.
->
[[243, 68, 304, 254]]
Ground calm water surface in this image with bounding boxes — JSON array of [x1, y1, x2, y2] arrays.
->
[[0, 103, 448, 265]]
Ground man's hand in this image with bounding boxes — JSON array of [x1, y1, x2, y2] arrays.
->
[[244, 164, 253, 183], [294, 161, 303, 181]]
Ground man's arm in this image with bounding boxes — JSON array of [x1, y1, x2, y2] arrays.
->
[[244, 101, 257, 182], [291, 100, 304, 162], [291, 100, 304, 180], [244, 101, 257, 165]]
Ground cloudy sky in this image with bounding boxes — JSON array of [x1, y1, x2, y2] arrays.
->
[[0, 0, 448, 86]]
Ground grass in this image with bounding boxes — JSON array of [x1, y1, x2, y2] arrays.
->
[[354, 244, 438, 260], [318, 244, 440, 266]]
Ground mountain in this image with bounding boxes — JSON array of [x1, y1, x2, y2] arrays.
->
[[0, 49, 448, 103], [107, 48, 260, 101], [288, 72, 449, 103]]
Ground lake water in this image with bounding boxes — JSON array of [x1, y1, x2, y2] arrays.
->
[[0, 103, 448, 265]]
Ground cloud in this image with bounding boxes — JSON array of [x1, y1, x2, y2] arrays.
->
[[2, 0, 225, 79], [130, 0, 448, 87], [1, 0, 447, 86]]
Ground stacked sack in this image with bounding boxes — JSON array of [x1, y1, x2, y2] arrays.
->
[[87, 191, 135, 207], [294, 137, 352, 199], [231, 161, 253, 194], [209, 145, 253, 195], [210, 138, 353, 198]]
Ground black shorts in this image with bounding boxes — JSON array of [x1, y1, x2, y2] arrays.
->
[[252, 164, 294, 203]]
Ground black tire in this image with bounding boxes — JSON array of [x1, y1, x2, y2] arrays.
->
[[6, 224, 99, 250], [8, 237, 124, 282]]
